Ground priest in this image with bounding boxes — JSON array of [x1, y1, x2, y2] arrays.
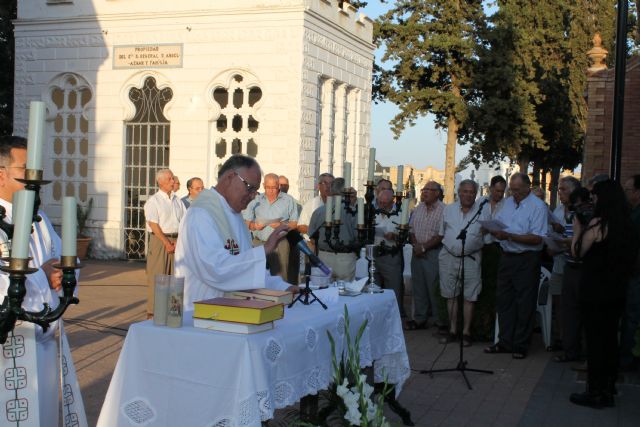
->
[[175, 155, 298, 310]]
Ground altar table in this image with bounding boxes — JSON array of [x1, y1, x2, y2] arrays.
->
[[97, 290, 410, 427]]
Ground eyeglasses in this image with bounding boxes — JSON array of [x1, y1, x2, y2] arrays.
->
[[422, 188, 439, 192], [0, 165, 26, 170], [235, 171, 259, 194]]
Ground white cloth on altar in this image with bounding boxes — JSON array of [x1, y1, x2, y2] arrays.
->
[[98, 290, 410, 427], [175, 188, 289, 311]]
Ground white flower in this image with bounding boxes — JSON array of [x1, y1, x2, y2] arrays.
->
[[362, 381, 374, 400], [336, 378, 350, 398]]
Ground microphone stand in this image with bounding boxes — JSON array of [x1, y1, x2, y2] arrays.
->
[[288, 260, 327, 310], [420, 200, 492, 389]]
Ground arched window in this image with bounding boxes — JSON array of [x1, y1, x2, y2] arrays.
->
[[123, 76, 173, 260]]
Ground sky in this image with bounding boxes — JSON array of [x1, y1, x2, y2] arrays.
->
[[360, 1, 496, 171]]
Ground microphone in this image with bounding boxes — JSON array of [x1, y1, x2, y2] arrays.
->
[[478, 198, 489, 211], [286, 230, 332, 276]]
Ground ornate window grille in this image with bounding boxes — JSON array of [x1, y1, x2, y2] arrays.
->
[[124, 77, 173, 260]]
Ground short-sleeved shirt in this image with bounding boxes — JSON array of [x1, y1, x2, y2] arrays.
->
[[482, 195, 505, 244], [242, 192, 299, 241], [374, 212, 399, 245], [298, 195, 323, 228], [308, 204, 357, 253], [495, 192, 548, 253], [439, 200, 490, 256], [409, 200, 445, 243], [144, 190, 186, 233]]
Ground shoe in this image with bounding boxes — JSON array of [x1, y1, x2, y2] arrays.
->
[[570, 391, 612, 409], [439, 332, 458, 344], [462, 334, 472, 347], [484, 343, 510, 354], [512, 351, 527, 360], [403, 320, 427, 331], [554, 354, 580, 363]]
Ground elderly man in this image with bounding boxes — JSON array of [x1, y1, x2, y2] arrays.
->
[[172, 175, 181, 194], [175, 155, 297, 310], [550, 176, 582, 363], [144, 168, 186, 318], [0, 136, 79, 424], [243, 173, 299, 283], [298, 173, 334, 235], [308, 178, 358, 281], [405, 181, 445, 331], [621, 175, 640, 371], [485, 172, 548, 359], [181, 177, 205, 208], [438, 180, 490, 346], [374, 188, 406, 316], [374, 179, 393, 208], [278, 175, 290, 193]]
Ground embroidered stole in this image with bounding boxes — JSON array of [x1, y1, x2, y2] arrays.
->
[[190, 189, 240, 254]]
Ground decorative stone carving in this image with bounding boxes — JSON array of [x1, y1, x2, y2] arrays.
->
[[587, 33, 608, 73]]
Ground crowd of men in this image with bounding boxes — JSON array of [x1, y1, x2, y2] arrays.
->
[[144, 157, 639, 370]]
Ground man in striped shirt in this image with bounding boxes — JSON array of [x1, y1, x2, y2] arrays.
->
[[405, 181, 445, 330]]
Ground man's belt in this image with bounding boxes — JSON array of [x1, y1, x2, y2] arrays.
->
[[152, 232, 178, 238], [444, 246, 480, 261]]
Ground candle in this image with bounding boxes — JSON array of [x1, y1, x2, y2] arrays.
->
[[397, 165, 404, 193], [357, 197, 364, 225], [334, 195, 342, 221], [166, 276, 185, 328], [399, 198, 410, 225], [153, 275, 171, 326], [11, 190, 35, 259], [62, 197, 77, 256], [343, 162, 352, 189], [26, 101, 46, 170], [368, 148, 376, 181], [324, 196, 333, 223]]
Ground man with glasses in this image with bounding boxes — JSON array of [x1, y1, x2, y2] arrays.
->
[[181, 177, 205, 208], [243, 173, 299, 284], [298, 172, 335, 236], [405, 181, 445, 331], [175, 155, 297, 310], [485, 172, 548, 359], [0, 136, 75, 424], [144, 168, 186, 319]]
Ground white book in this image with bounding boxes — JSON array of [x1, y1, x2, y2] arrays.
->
[[193, 318, 274, 334]]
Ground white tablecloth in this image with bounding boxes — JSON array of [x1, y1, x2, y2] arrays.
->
[[97, 290, 410, 427]]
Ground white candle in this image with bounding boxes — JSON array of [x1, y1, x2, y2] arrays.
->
[[343, 162, 352, 189], [334, 195, 342, 221], [166, 276, 185, 328], [397, 165, 404, 193], [399, 198, 410, 225], [153, 275, 171, 326], [357, 197, 364, 225], [26, 101, 46, 170], [11, 190, 35, 259], [62, 197, 77, 256], [324, 196, 333, 223], [368, 148, 376, 181]]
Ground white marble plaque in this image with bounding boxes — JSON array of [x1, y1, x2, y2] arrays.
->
[[113, 44, 183, 69]]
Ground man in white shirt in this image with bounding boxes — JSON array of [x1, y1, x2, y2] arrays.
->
[[144, 169, 186, 318], [438, 180, 490, 346], [175, 155, 297, 310], [297, 173, 334, 236], [485, 173, 548, 359], [0, 136, 69, 425], [373, 189, 405, 316]]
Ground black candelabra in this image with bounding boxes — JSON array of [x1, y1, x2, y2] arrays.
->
[[0, 168, 81, 344], [322, 180, 411, 293]]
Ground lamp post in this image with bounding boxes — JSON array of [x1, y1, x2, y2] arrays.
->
[[610, 0, 629, 182]]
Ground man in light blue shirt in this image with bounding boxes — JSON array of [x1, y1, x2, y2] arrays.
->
[[485, 172, 548, 359], [243, 173, 299, 283]]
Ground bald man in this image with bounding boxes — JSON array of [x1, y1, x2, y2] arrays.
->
[[243, 173, 299, 283]]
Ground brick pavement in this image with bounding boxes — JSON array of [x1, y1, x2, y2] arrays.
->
[[64, 260, 640, 426]]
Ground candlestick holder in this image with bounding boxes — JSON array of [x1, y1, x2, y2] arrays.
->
[[0, 168, 80, 344], [363, 244, 383, 294]]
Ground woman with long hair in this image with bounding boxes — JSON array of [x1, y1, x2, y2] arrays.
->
[[570, 179, 639, 408]]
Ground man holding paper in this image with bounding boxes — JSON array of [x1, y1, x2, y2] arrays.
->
[[485, 172, 548, 359], [0, 136, 78, 425], [175, 155, 297, 311], [243, 173, 299, 283]]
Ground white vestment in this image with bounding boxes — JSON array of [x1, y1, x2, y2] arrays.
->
[[175, 188, 289, 311], [0, 199, 63, 425]]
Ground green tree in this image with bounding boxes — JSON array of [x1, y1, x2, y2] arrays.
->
[[374, 0, 485, 202], [0, 0, 17, 136]]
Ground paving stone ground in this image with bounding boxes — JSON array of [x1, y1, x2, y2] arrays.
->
[[64, 260, 640, 426]]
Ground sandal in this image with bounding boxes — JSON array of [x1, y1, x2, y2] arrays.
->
[[462, 334, 472, 347], [512, 351, 527, 360], [403, 320, 427, 331], [484, 343, 510, 354], [554, 354, 579, 363]]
